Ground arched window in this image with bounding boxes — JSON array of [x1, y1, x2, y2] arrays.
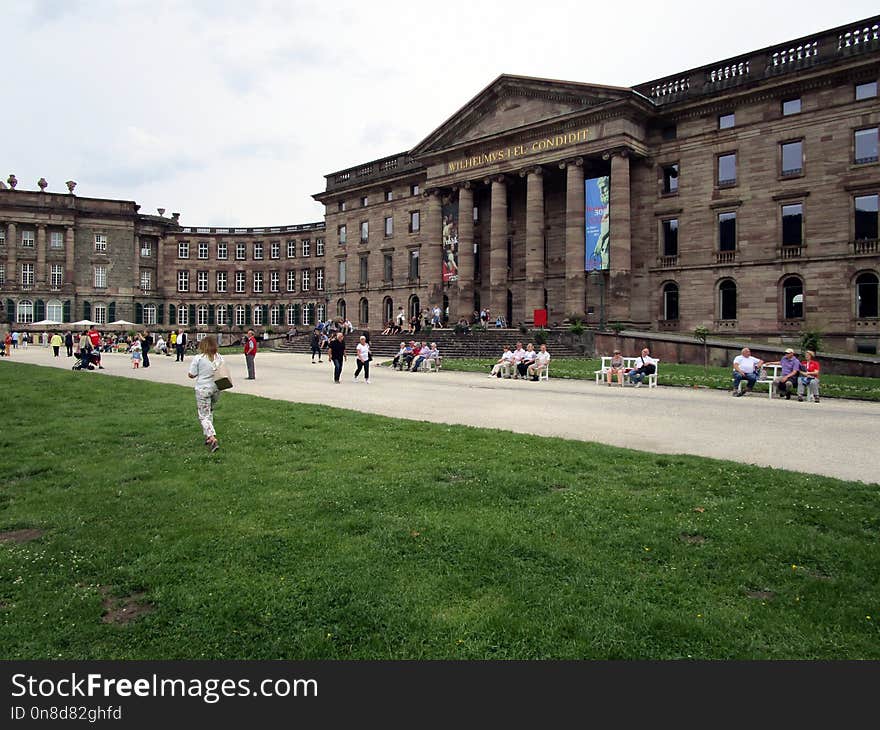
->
[[336, 298, 346, 319], [782, 276, 804, 319], [719, 279, 737, 321], [143, 304, 157, 325], [46, 299, 63, 322], [359, 297, 369, 325], [253, 305, 264, 326], [383, 296, 393, 324], [270, 305, 281, 326], [17, 299, 34, 323], [661, 282, 679, 321], [177, 304, 189, 326], [197, 305, 209, 326], [856, 272, 879, 318], [408, 295, 420, 319], [235, 305, 246, 326]]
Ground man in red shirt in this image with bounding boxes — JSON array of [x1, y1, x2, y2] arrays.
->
[[244, 329, 258, 380], [87, 326, 101, 349]]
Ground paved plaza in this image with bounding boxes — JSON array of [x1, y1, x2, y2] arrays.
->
[[4, 346, 878, 484]]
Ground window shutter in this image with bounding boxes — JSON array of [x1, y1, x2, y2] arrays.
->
[[292, 303, 301, 325], [157, 304, 164, 325], [245, 305, 252, 326], [279, 303, 285, 322], [83, 301, 91, 319], [262, 305, 269, 325], [189, 304, 196, 325], [208, 304, 215, 325], [35, 299, 45, 321], [168, 304, 176, 325], [135, 303, 143, 324], [108, 302, 116, 322], [5, 299, 13, 322], [63, 300, 71, 322], [227, 304, 233, 323]]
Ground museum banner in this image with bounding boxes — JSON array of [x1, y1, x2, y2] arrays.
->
[[585, 176, 610, 271], [441, 192, 459, 283]]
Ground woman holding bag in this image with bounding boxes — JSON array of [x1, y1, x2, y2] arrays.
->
[[187, 335, 225, 452]]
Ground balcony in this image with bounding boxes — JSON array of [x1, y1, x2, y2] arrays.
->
[[780, 245, 804, 259], [716, 251, 736, 264], [853, 238, 880, 254], [657, 255, 679, 268], [714, 319, 738, 329]]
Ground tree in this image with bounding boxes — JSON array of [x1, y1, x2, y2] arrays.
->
[[694, 325, 710, 372]]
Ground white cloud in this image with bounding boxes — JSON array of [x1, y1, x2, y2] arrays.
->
[[5, 0, 878, 225]]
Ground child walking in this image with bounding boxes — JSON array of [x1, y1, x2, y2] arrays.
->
[[130, 342, 142, 368]]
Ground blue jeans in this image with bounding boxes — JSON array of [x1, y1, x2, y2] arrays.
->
[[732, 372, 758, 391]]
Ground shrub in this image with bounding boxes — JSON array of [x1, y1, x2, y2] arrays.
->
[[800, 328, 822, 354], [568, 319, 585, 335], [533, 328, 549, 345]]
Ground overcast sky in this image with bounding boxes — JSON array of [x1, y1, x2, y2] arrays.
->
[[4, 1, 877, 226]]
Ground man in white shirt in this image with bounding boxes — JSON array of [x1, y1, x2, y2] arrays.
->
[[490, 346, 514, 378], [176, 329, 187, 362], [528, 344, 551, 380], [511, 342, 526, 379], [628, 347, 657, 387], [732, 347, 764, 396], [354, 335, 371, 383]]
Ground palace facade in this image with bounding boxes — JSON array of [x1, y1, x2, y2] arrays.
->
[[2, 16, 879, 352]]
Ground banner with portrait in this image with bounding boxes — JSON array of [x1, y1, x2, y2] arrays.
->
[[585, 176, 610, 271], [441, 192, 459, 283]]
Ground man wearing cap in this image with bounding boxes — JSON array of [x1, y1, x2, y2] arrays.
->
[[766, 348, 801, 400]]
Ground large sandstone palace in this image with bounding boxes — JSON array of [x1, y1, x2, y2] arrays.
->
[[2, 16, 879, 353]]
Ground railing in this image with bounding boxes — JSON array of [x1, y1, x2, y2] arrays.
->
[[781, 245, 804, 259], [658, 255, 679, 268], [770, 41, 819, 68], [707, 60, 750, 85], [838, 22, 879, 51], [853, 238, 879, 254], [648, 77, 689, 100], [714, 319, 737, 329], [716, 251, 736, 264]]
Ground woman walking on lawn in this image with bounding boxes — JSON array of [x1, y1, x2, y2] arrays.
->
[[187, 335, 223, 452]]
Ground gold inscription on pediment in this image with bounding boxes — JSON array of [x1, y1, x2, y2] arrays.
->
[[447, 128, 592, 174]]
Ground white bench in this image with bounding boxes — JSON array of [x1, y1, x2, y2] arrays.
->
[[594, 356, 660, 388], [739, 363, 781, 398], [421, 355, 442, 373]]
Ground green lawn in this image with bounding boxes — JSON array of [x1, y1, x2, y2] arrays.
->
[[1, 362, 878, 659], [436, 358, 880, 401]]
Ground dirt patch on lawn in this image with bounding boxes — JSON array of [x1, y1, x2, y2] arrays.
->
[[679, 532, 707, 544], [0, 528, 45, 544], [747, 590, 776, 600], [99, 586, 154, 625]]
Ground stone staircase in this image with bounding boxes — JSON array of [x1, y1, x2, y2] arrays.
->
[[272, 328, 588, 358]]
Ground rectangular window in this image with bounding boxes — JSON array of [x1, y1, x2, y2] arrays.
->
[[51, 264, 64, 288], [855, 194, 879, 240], [235, 243, 246, 260], [360, 221, 369, 243], [384, 253, 393, 281], [718, 212, 737, 252], [782, 203, 804, 246], [198, 241, 209, 259], [143, 305, 157, 326], [338, 260, 346, 285], [718, 153, 737, 186], [302, 239, 311, 257], [0, 228, 5, 245], [338, 225, 347, 245], [473, 206, 479, 224], [360, 196, 369, 207], [178, 306, 188, 326], [856, 81, 878, 101], [0, 264, 5, 285], [661, 124, 677, 140], [316, 267, 324, 291], [216, 305, 228, 326], [662, 219, 678, 257], [253, 242, 263, 260], [385, 190, 393, 202], [140, 238, 152, 257], [253, 271, 263, 293], [338, 200, 346, 212], [287, 270, 296, 292], [270, 241, 280, 259], [197, 270, 208, 293], [217, 242, 228, 259], [93, 304, 107, 325], [854, 128, 879, 164], [385, 216, 393, 236], [270, 270, 279, 292], [49, 231, 64, 248], [216, 271, 227, 292], [21, 230, 35, 247], [359, 256, 368, 285], [177, 270, 188, 292], [21, 263, 35, 286], [94, 234, 107, 251], [316, 238, 324, 256], [409, 249, 419, 279], [235, 306, 246, 326], [287, 240, 296, 258], [235, 271, 246, 293], [301, 270, 310, 291], [178, 241, 189, 259], [662, 164, 679, 194], [94, 265, 108, 288], [719, 113, 735, 129], [782, 97, 801, 116], [409, 210, 420, 232], [139, 270, 151, 292], [411, 184, 420, 196], [781, 140, 803, 176]]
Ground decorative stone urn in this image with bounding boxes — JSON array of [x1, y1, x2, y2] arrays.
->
[[7, 174, 17, 189], [157, 208, 166, 216], [66, 180, 77, 194], [38, 177, 48, 191]]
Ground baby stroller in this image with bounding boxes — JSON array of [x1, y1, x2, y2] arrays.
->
[[72, 350, 101, 371]]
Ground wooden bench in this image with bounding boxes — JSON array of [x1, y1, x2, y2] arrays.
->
[[594, 356, 660, 388]]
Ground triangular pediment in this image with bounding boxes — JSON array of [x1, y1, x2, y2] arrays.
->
[[412, 74, 633, 156]]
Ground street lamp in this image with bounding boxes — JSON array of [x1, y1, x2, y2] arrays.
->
[[590, 269, 606, 331]]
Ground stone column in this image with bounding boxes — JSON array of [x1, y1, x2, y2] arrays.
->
[[456, 183, 474, 319], [65, 227, 75, 287], [562, 158, 585, 318], [7, 222, 17, 281], [422, 189, 443, 304], [36, 224, 47, 284], [134, 235, 141, 292], [607, 150, 632, 324], [523, 166, 544, 324], [488, 175, 507, 317]]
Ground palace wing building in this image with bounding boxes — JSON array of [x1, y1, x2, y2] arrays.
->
[[2, 16, 879, 353]]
